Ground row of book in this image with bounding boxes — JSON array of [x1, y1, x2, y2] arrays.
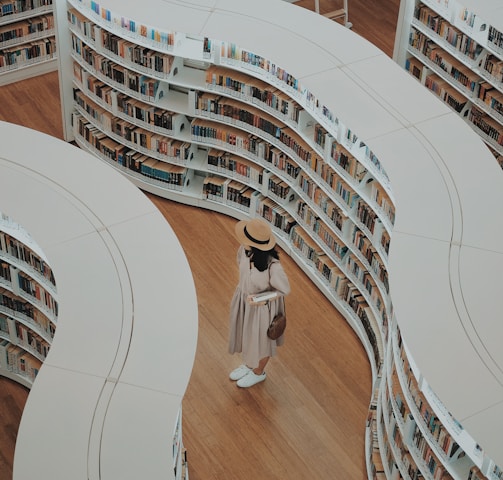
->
[[0, 339, 42, 381], [15, 319, 50, 359], [409, 29, 478, 91], [17, 271, 58, 316], [358, 305, 381, 368], [205, 65, 301, 123], [405, 56, 503, 152], [0, 261, 10, 283], [77, 0, 176, 47], [348, 255, 387, 326], [408, 23, 503, 104], [81, 71, 178, 135], [357, 201, 378, 235], [393, 372, 460, 471], [98, 21, 174, 75], [457, 6, 476, 29], [0, 230, 55, 285], [0, 285, 33, 321], [385, 333, 498, 480], [74, 90, 191, 162], [488, 26, 503, 51], [0, 14, 53, 45], [380, 412, 396, 480], [257, 197, 295, 235], [353, 228, 389, 294], [72, 38, 160, 100], [185, 105, 379, 230], [424, 71, 467, 112], [312, 189, 347, 232], [116, 92, 175, 130], [219, 39, 332, 125], [482, 54, 503, 84], [298, 202, 348, 260], [367, 411, 385, 479], [199, 92, 367, 197], [220, 42, 301, 92], [397, 343, 462, 460], [216, 150, 262, 179], [386, 378, 451, 480], [414, 3, 483, 60], [0, 36, 55, 67], [207, 148, 263, 185], [0, 0, 52, 17], [478, 82, 503, 117], [369, 181, 395, 227], [195, 92, 282, 137], [74, 114, 189, 188], [343, 281, 381, 366], [203, 177, 253, 212], [330, 140, 368, 182], [0, 281, 54, 330], [267, 174, 291, 201], [469, 107, 503, 146], [69, 17, 177, 86]]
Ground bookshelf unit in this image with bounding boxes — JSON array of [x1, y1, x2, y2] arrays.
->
[[0, 121, 197, 480], [53, 0, 503, 479], [0, 212, 57, 389], [393, 0, 503, 167], [0, 0, 57, 86]]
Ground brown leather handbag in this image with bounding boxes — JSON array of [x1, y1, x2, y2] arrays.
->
[[267, 311, 286, 340], [266, 261, 287, 340]]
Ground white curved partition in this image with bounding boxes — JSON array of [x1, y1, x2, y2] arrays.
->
[[52, 0, 503, 476], [0, 121, 198, 479]]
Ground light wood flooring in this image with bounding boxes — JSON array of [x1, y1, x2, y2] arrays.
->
[[0, 1, 399, 478]]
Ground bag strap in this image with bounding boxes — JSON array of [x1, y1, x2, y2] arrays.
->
[[267, 261, 286, 315]]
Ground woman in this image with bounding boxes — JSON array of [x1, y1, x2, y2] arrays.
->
[[228, 217, 290, 388]]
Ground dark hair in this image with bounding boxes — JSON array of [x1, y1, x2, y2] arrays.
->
[[246, 246, 279, 271]]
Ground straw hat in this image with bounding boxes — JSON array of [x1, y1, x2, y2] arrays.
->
[[234, 218, 276, 251]]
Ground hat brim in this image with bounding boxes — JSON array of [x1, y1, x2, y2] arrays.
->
[[234, 219, 276, 251]]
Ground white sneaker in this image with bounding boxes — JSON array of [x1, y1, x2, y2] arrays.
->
[[229, 365, 251, 381], [237, 370, 266, 388]]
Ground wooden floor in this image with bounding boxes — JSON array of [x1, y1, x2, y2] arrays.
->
[[0, 1, 399, 479], [0, 380, 29, 480]]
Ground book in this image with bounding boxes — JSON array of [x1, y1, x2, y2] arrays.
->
[[250, 291, 278, 303]]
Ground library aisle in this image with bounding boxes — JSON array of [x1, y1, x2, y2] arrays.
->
[[0, 72, 372, 479]]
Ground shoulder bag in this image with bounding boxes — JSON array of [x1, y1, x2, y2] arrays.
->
[[266, 261, 287, 340], [267, 310, 286, 340]]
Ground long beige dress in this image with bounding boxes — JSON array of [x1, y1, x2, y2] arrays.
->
[[228, 245, 291, 368]]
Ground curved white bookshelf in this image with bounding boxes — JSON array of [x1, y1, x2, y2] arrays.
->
[[52, 0, 503, 478], [0, 121, 198, 480]]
